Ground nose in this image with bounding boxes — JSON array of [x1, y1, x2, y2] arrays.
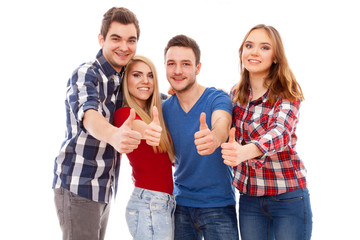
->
[[118, 40, 128, 51], [174, 64, 182, 75], [250, 46, 259, 56], [143, 76, 149, 84]]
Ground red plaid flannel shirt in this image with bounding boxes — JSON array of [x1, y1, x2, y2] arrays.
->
[[230, 87, 307, 196]]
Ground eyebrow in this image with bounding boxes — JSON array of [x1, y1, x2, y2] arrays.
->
[[110, 34, 137, 40], [245, 40, 272, 46]]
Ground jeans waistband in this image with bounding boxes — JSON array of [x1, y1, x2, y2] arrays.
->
[[132, 187, 175, 202]]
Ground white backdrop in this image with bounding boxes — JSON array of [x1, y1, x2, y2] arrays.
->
[[1, 0, 359, 239]]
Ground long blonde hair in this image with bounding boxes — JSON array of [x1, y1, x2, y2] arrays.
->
[[122, 55, 175, 163], [234, 24, 304, 105]]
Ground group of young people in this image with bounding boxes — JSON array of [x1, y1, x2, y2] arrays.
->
[[52, 6, 313, 240]]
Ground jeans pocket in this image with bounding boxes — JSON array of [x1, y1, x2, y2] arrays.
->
[[272, 189, 304, 202], [69, 192, 92, 204], [150, 198, 169, 213], [53, 188, 64, 226], [126, 208, 140, 238]]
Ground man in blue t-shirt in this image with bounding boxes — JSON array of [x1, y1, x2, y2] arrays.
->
[[162, 35, 239, 240]]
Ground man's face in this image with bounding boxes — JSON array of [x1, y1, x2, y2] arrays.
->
[[165, 46, 201, 93], [99, 22, 137, 72]]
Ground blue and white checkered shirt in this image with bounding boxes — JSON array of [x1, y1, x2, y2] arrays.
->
[[52, 49, 124, 203]]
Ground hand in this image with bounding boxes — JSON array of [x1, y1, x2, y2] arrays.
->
[[168, 87, 175, 96], [144, 106, 162, 146], [221, 127, 242, 166], [112, 108, 142, 153], [194, 112, 219, 155]]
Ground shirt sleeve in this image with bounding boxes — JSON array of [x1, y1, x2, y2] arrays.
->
[[66, 64, 100, 127], [249, 99, 301, 168], [211, 89, 233, 115], [113, 107, 142, 128]]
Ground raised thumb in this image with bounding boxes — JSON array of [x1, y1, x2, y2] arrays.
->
[[199, 112, 208, 130], [228, 127, 235, 143], [123, 108, 136, 128], [152, 106, 160, 125]]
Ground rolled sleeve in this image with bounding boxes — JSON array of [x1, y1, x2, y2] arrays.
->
[[67, 65, 100, 128]]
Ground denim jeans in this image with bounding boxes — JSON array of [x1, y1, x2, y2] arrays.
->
[[53, 188, 110, 240], [239, 188, 312, 240], [174, 205, 239, 240], [125, 187, 176, 240]]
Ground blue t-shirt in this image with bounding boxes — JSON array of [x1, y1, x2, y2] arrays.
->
[[162, 87, 235, 207]]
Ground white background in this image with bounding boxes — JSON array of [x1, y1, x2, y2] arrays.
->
[[1, 0, 359, 239]]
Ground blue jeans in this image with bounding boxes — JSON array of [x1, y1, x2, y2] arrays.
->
[[125, 187, 176, 240], [239, 188, 312, 240], [174, 205, 239, 240]]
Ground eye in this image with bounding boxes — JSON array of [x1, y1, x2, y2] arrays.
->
[[261, 46, 270, 50], [148, 74, 154, 79], [133, 73, 141, 78], [245, 43, 252, 49]]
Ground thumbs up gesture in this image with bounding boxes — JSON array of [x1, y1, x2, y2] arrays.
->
[[221, 128, 241, 166], [144, 106, 162, 146], [194, 112, 219, 155], [114, 108, 142, 153]]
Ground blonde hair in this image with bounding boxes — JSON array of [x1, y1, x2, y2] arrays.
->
[[122, 55, 175, 163], [234, 24, 304, 105]]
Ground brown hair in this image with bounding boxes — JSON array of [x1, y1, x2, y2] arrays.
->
[[164, 34, 201, 65], [234, 24, 304, 105], [101, 7, 140, 40], [122, 55, 175, 163]]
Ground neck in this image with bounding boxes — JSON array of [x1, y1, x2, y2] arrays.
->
[[249, 75, 268, 100], [176, 83, 206, 113]]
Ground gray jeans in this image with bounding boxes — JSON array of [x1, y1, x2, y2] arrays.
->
[[53, 188, 110, 240]]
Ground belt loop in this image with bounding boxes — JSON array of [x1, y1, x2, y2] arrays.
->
[[138, 188, 144, 199]]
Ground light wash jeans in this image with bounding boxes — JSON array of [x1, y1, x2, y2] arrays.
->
[[126, 187, 176, 240], [239, 188, 312, 240]]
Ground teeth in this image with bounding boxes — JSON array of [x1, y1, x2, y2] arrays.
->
[[249, 60, 260, 63], [138, 88, 149, 90]]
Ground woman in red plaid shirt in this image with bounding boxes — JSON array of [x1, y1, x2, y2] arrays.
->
[[221, 24, 312, 240]]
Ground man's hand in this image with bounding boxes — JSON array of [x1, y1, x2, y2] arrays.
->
[[144, 106, 162, 146], [111, 108, 142, 153], [194, 112, 220, 155]]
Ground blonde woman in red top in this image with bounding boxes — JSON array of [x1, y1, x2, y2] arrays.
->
[[221, 25, 312, 240], [113, 55, 175, 240]]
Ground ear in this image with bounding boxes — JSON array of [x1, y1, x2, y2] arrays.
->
[[195, 62, 202, 75], [98, 33, 104, 48]]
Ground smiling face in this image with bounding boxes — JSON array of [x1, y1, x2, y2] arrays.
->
[[127, 61, 154, 110], [165, 46, 201, 93], [99, 22, 137, 72], [241, 29, 275, 79]]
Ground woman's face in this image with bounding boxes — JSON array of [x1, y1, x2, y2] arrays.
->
[[242, 29, 275, 79], [127, 61, 154, 110]]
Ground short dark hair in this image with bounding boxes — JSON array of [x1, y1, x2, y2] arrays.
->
[[164, 35, 201, 65], [101, 7, 140, 40]]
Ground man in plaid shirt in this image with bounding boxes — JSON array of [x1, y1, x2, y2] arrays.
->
[[52, 7, 142, 240]]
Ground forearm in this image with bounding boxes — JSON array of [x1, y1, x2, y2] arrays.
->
[[211, 110, 232, 147], [83, 109, 117, 145]]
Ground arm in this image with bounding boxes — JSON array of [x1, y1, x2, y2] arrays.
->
[[221, 128, 262, 167], [194, 110, 232, 155], [83, 109, 141, 154]]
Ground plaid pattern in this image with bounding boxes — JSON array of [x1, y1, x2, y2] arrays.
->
[[230, 87, 307, 196], [52, 50, 124, 203]]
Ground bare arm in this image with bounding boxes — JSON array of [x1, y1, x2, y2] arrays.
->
[[194, 110, 232, 155], [83, 109, 141, 153]]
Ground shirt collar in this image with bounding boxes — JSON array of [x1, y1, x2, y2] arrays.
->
[[248, 86, 270, 104], [96, 49, 125, 78]]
